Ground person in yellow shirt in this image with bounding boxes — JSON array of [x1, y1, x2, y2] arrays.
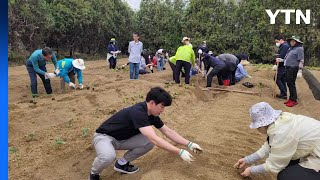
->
[[173, 37, 195, 84], [234, 102, 320, 180]]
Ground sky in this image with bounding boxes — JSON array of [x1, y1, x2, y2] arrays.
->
[[124, 0, 142, 11]]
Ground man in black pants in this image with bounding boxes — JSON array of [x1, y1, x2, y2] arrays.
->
[[88, 87, 203, 180], [273, 35, 290, 99], [199, 51, 231, 87], [216, 53, 238, 85], [282, 35, 304, 107], [173, 37, 196, 84]]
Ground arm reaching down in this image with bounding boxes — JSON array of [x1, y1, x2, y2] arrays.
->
[[139, 126, 195, 163]]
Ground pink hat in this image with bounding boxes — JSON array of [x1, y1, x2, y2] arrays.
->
[[249, 102, 282, 129]]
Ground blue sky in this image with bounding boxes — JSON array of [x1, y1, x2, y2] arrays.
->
[[124, 0, 142, 11]]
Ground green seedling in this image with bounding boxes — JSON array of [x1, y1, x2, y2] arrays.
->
[[9, 147, 17, 154], [25, 132, 37, 142], [54, 137, 66, 148], [122, 97, 128, 103], [81, 127, 90, 137]]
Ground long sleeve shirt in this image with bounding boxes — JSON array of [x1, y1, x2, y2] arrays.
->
[[56, 58, 83, 84], [128, 41, 143, 63], [217, 53, 238, 71], [107, 44, 119, 54], [202, 53, 225, 72], [277, 42, 290, 67], [247, 112, 320, 174], [26, 49, 57, 75], [174, 45, 195, 66], [235, 64, 249, 81]]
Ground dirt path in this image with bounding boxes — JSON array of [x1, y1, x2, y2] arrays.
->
[[8, 59, 320, 180]]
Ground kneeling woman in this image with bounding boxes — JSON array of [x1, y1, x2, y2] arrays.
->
[[234, 102, 320, 180]]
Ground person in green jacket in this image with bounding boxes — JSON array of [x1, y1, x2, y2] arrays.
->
[[173, 37, 195, 84], [168, 56, 186, 81], [25, 47, 58, 98]]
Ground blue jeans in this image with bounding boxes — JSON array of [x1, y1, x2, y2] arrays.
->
[[26, 63, 52, 95], [129, 62, 140, 79], [157, 57, 165, 71]]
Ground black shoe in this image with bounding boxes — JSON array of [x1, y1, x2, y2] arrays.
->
[[89, 173, 100, 180], [114, 161, 139, 174], [276, 94, 287, 99]]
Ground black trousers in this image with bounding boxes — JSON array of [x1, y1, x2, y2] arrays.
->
[[277, 160, 320, 180], [26, 63, 52, 95], [285, 66, 299, 101], [206, 65, 226, 87], [175, 60, 191, 84], [108, 56, 117, 69]]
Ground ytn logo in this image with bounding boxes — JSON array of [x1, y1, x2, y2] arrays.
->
[[266, 9, 310, 24]]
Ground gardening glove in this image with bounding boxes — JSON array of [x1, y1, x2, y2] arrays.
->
[[247, 75, 253, 78], [47, 73, 56, 78], [197, 49, 203, 54], [179, 149, 194, 163], [297, 69, 302, 79], [276, 58, 284, 63], [69, 82, 76, 89], [79, 84, 84, 89], [272, 65, 277, 71], [54, 68, 60, 75], [187, 142, 203, 153]]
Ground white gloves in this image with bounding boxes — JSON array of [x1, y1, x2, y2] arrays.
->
[[247, 75, 253, 78], [69, 82, 76, 89], [276, 58, 284, 62], [297, 69, 302, 79], [198, 49, 203, 54], [179, 149, 194, 163], [187, 142, 203, 153], [47, 73, 56, 78], [79, 84, 84, 89], [55, 68, 60, 75], [45, 73, 56, 79], [272, 65, 278, 71]]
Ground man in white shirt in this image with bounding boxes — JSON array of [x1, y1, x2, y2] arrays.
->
[[128, 32, 143, 79]]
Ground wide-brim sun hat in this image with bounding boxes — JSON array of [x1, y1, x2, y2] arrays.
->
[[208, 51, 213, 55], [181, 37, 190, 42], [249, 102, 282, 129], [72, 59, 86, 70], [287, 35, 303, 44]]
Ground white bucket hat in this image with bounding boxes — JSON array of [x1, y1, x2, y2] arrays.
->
[[208, 51, 213, 55], [249, 102, 282, 129], [72, 59, 86, 70]]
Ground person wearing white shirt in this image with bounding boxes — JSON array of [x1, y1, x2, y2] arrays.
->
[[234, 102, 320, 180], [128, 32, 143, 79]]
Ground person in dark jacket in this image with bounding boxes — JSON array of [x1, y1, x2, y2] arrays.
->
[[199, 50, 232, 87], [197, 41, 209, 71], [107, 38, 121, 69], [274, 35, 290, 99]]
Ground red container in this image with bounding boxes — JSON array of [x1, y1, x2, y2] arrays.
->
[[223, 80, 230, 86]]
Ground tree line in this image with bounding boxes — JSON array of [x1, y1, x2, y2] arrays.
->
[[8, 0, 320, 66]]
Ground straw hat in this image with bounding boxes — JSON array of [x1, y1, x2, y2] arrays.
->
[[181, 37, 190, 42], [72, 59, 86, 70], [249, 102, 282, 129]]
